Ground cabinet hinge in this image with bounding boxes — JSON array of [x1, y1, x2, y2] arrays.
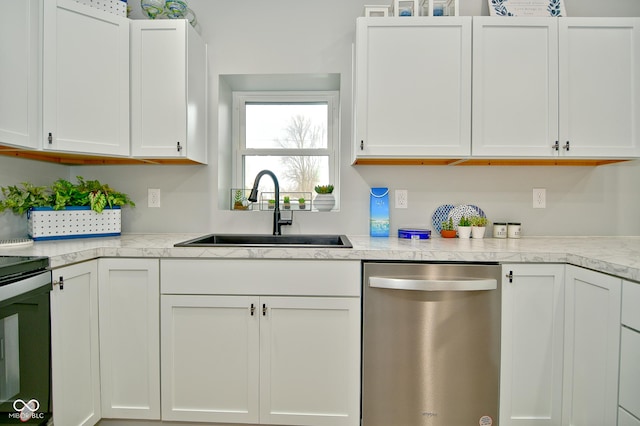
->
[[53, 276, 64, 290], [552, 141, 559, 151], [360, 140, 364, 150], [250, 303, 255, 316], [505, 271, 513, 283], [563, 141, 570, 151], [176, 142, 183, 153], [262, 303, 267, 316], [48, 133, 53, 144]]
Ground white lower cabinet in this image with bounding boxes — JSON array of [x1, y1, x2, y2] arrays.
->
[[563, 265, 622, 426], [160, 259, 361, 426], [619, 280, 640, 425], [500, 264, 565, 426], [98, 258, 160, 420], [50, 261, 101, 426]]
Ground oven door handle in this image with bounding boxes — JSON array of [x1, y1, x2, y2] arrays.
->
[[369, 276, 497, 291]]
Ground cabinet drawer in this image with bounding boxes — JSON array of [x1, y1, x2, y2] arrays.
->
[[622, 281, 640, 330], [619, 407, 640, 426], [161, 259, 360, 296], [620, 327, 640, 418]]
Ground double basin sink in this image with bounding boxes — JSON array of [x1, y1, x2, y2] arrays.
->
[[175, 234, 353, 248]]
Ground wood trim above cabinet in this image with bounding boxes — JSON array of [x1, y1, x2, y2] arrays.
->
[[353, 157, 630, 166], [0, 145, 204, 165]]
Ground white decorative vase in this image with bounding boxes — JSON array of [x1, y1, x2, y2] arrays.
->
[[471, 226, 486, 239], [457, 226, 471, 239], [313, 194, 335, 211]]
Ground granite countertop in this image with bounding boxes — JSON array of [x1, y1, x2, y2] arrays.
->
[[1, 233, 639, 283]]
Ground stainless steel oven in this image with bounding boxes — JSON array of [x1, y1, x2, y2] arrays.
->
[[0, 256, 51, 425]]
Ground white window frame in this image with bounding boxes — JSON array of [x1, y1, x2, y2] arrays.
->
[[232, 91, 340, 208]]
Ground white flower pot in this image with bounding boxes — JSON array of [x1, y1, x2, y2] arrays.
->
[[313, 194, 335, 211], [457, 226, 472, 239], [471, 226, 486, 239]]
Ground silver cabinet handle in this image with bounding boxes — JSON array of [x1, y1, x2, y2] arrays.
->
[[369, 276, 497, 291]]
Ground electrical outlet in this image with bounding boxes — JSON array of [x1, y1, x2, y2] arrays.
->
[[148, 188, 161, 208], [395, 189, 408, 209], [533, 188, 546, 209]]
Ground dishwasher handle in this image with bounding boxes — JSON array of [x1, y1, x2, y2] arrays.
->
[[369, 276, 497, 292]]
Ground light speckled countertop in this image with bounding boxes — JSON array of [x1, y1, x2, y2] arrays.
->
[[1, 233, 639, 282]]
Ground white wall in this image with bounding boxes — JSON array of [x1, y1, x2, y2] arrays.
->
[[1, 0, 639, 239], [0, 157, 68, 238]]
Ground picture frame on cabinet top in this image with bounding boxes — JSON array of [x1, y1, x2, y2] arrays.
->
[[488, 0, 566, 17], [364, 5, 390, 17]]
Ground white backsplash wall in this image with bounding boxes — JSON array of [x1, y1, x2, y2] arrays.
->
[[0, 157, 69, 238], [1, 0, 639, 239]]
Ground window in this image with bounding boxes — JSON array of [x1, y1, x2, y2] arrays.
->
[[233, 91, 339, 206]]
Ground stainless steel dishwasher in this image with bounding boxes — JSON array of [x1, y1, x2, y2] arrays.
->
[[362, 262, 501, 426]]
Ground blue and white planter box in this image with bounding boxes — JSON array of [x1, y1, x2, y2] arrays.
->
[[27, 206, 121, 241]]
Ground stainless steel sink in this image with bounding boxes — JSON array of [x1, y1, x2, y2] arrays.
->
[[175, 234, 353, 248]]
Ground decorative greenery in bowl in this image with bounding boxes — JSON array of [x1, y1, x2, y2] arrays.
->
[[0, 176, 135, 215], [314, 184, 334, 194]]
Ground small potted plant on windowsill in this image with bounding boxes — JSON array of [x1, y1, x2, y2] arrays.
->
[[233, 189, 248, 210], [314, 184, 335, 212], [298, 197, 306, 210], [470, 215, 488, 239], [441, 217, 456, 238], [457, 216, 472, 239], [283, 196, 291, 210], [268, 199, 275, 210]]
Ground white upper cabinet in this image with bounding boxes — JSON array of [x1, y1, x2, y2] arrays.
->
[[473, 17, 640, 158], [353, 17, 472, 161], [43, 0, 130, 156], [472, 18, 559, 157], [0, 0, 40, 149], [559, 18, 640, 158], [130, 20, 207, 164]]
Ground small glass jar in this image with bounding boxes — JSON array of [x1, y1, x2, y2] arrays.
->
[[508, 222, 522, 239], [493, 222, 507, 239]]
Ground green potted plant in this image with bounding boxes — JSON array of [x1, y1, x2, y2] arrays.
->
[[283, 196, 291, 210], [0, 176, 134, 240], [268, 199, 275, 210], [298, 197, 306, 210], [441, 217, 456, 238], [470, 215, 488, 239], [457, 216, 472, 239], [313, 184, 335, 211]]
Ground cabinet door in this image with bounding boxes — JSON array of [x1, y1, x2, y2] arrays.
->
[[472, 18, 559, 157], [98, 259, 160, 420], [50, 261, 101, 426], [0, 0, 40, 149], [260, 297, 360, 426], [562, 265, 621, 426], [131, 20, 207, 163], [161, 295, 260, 423], [500, 264, 565, 426], [559, 18, 640, 158], [354, 17, 471, 159], [43, 0, 129, 156]]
